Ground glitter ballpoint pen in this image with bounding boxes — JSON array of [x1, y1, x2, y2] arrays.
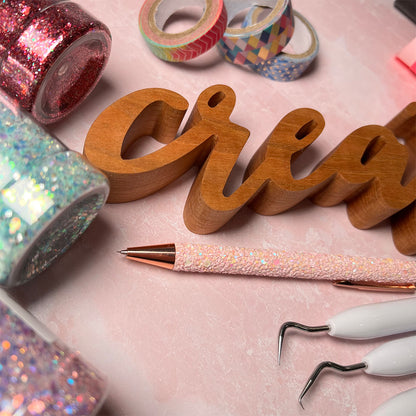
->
[[118, 243, 416, 292]]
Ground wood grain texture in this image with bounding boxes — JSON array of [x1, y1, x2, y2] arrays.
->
[[83, 85, 416, 255]]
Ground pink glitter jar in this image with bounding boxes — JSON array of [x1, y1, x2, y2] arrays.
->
[[0, 288, 108, 414], [0, 1, 111, 124]]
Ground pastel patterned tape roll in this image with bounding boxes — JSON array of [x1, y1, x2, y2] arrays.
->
[[139, 0, 227, 62], [0, 94, 109, 287], [217, 0, 294, 66], [245, 8, 319, 81], [0, 289, 108, 415]]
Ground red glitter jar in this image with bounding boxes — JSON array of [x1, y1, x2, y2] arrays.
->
[[0, 1, 111, 124], [0, 0, 59, 49]]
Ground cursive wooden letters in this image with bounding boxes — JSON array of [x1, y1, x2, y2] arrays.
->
[[83, 85, 416, 255]]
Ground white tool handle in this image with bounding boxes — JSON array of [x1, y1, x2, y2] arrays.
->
[[363, 335, 416, 376], [371, 388, 416, 416], [327, 297, 416, 339]]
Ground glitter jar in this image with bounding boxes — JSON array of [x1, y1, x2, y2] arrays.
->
[[0, 92, 109, 287], [0, 0, 58, 50], [0, 289, 108, 414], [0, 0, 111, 124]]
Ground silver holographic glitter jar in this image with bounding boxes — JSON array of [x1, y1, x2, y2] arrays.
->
[[0, 92, 109, 286]]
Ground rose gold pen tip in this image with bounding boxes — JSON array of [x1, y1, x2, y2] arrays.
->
[[118, 250, 128, 255]]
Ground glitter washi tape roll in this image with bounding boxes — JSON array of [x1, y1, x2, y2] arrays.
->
[[139, 0, 227, 62], [0, 289, 108, 414], [217, 0, 294, 66], [0, 93, 109, 287], [244, 7, 319, 81], [0, 1, 111, 124]]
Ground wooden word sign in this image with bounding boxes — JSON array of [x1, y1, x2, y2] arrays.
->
[[83, 85, 416, 255]]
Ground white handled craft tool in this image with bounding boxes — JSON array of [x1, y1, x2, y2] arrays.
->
[[299, 335, 416, 408], [278, 297, 416, 363], [371, 388, 416, 416]]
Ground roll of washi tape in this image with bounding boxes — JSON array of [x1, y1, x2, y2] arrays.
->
[[0, 1, 112, 124], [0, 93, 109, 287], [244, 7, 319, 81], [139, 0, 227, 62], [217, 0, 294, 66], [245, 8, 319, 81]]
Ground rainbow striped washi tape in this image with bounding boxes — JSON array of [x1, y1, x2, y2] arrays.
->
[[0, 94, 109, 287], [139, 0, 227, 62], [245, 8, 319, 81], [217, 0, 294, 66]]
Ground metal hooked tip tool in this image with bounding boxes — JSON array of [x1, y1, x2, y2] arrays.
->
[[298, 335, 416, 408], [278, 297, 416, 364]]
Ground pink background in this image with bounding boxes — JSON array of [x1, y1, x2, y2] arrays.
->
[[11, 0, 416, 415]]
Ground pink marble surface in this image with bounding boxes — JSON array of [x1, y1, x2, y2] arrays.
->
[[11, 0, 416, 415]]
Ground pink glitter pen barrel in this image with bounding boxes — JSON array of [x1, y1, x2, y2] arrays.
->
[[0, 0, 111, 124], [119, 243, 416, 292]]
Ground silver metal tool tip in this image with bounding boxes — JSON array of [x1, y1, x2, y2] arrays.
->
[[277, 322, 330, 365]]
